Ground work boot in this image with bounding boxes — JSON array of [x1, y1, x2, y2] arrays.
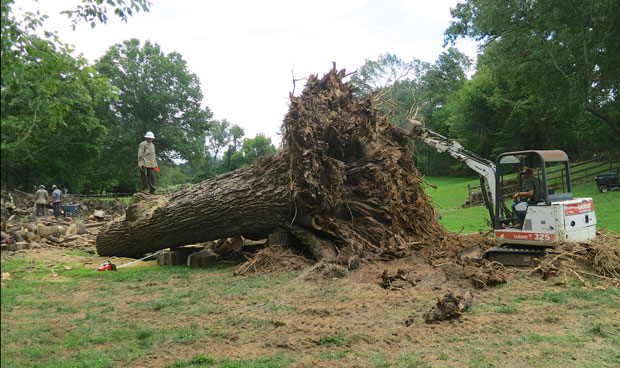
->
[[149, 190, 156, 195]]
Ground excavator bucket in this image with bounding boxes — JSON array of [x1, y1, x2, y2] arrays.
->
[[457, 244, 482, 262], [395, 119, 424, 136]]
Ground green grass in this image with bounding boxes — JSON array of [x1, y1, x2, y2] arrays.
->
[[97, 197, 131, 204], [165, 354, 293, 368], [424, 176, 620, 233], [2, 256, 619, 367]]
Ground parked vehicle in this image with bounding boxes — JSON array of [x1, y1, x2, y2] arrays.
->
[[595, 172, 620, 192]]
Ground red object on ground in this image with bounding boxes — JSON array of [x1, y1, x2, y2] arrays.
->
[[97, 261, 117, 271]]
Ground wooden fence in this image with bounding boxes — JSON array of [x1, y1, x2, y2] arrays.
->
[[464, 157, 619, 207]]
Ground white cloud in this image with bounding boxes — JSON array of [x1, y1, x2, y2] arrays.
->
[[12, 0, 478, 146]]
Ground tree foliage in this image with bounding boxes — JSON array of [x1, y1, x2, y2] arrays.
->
[[1, 0, 116, 191], [445, 0, 620, 137], [60, 0, 152, 30]]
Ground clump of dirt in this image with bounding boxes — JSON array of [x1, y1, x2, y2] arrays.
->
[[381, 268, 416, 290], [419, 232, 498, 264], [423, 290, 474, 324]]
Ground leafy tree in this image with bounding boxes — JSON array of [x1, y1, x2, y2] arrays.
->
[[221, 124, 245, 172], [413, 48, 473, 173], [95, 39, 212, 191], [1, 0, 115, 191], [228, 134, 277, 170], [350, 53, 426, 97], [445, 0, 620, 137], [205, 119, 232, 160], [349, 53, 429, 123], [419, 47, 471, 130]]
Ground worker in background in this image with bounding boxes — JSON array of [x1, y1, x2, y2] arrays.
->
[[51, 185, 62, 218], [34, 185, 48, 217], [138, 131, 158, 194], [511, 166, 542, 223]]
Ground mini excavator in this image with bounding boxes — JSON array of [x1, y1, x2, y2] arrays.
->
[[396, 119, 597, 266]]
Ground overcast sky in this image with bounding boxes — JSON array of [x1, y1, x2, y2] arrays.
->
[[14, 0, 476, 146]]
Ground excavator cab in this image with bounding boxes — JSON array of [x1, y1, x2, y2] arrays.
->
[[494, 150, 573, 229]]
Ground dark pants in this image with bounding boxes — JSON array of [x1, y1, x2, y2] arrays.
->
[[141, 167, 156, 193], [53, 202, 61, 218], [36, 203, 46, 216]]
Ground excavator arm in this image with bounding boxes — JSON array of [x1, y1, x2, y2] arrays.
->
[[396, 119, 501, 227]]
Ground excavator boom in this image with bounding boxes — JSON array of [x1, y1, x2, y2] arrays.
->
[[396, 119, 498, 226]]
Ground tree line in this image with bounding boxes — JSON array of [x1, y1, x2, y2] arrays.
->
[[2, 0, 618, 193], [350, 0, 619, 174], [1, 0, 277, 194]]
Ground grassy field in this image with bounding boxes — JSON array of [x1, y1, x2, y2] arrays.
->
[[424, 176, 620, 234], [1, 177, 619, 367], [1, 254, 619, 368]]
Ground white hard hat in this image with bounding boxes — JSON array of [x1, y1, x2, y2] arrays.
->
[[144, 131, 155, 139]]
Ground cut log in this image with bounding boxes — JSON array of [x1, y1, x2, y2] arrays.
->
[[96, 65, 445, 261]]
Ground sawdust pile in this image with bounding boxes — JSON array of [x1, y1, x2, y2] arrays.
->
[[278, 65, 445, 260]]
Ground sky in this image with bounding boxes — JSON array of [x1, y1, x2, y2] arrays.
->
[[13, 0, 477, 146]]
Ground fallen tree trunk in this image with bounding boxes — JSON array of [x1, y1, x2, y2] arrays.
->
[[97, 65, 445, 259], [96, 158, 295, 256]]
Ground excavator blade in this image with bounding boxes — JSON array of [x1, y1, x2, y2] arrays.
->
[[457, 244, 482, 262]]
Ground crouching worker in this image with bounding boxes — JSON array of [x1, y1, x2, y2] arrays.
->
[[511, 166, 542, 225]]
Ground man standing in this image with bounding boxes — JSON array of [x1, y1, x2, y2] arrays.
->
[[35, 185, 48, 217], [51, 185, 62, 218], [138, 131, 158, 194]]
